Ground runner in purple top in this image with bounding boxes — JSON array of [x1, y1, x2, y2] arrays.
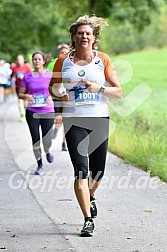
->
[[19, 51, 54, 175], [20, 70, 54, 114]]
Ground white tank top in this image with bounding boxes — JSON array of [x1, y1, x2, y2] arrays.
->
[[53, 51, 116, 117]]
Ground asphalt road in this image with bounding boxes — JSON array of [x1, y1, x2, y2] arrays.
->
[[0, 95, 167, 252]]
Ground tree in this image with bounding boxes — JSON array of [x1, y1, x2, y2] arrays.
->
[[0, 0, 166, 61], [88, 0, 165, 30]]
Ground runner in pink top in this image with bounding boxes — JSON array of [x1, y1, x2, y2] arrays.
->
[[19, 51, 54, 175], [20, 70, 54, 114]]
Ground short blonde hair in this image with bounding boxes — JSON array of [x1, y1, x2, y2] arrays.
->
[[68, 15, 108, 50], [57, 44, 69, 50]]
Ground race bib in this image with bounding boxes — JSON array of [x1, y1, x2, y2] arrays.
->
[[16, 72, 24, 79], [31, 94, 47, 107], [74, 87, 99, 106]]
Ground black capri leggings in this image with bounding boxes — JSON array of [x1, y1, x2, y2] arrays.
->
[[26, 109, 54, 154], [63, 117, 109, 181]]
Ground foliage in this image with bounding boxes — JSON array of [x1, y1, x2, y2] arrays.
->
[[110, 0, 162, 30], [0, 0, 167, 61], [100, 4, 167, 55], [0, 0, 62, 60]]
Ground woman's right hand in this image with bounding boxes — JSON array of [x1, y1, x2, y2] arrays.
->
[[62, 92, 69, 101], [25, 94, 34, 102]]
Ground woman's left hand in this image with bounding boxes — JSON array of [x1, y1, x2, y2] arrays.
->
[[84, 80, 100, 93]]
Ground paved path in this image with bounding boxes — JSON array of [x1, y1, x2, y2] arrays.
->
[[0, 96, 167, 252]]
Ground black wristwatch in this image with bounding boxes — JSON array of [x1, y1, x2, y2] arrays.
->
[[99, 86, 105, 94]]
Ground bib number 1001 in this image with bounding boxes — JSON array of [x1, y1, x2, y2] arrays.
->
[[75, 89, 99, 105], [79, 92, 96, 99]]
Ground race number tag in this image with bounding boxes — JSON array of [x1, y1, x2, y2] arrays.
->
[[16, 72, 24, 79], [74, 87, 99, 106], [31, 94, 47, 107]]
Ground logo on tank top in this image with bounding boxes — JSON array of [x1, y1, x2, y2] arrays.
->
[[95, 60, 100, 64], [78, 70, 85, 77]]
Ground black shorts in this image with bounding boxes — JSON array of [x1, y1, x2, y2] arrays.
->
[[0, 84, 8, 89], [63, 117, 109, 181], [53, 99, 63, 115]]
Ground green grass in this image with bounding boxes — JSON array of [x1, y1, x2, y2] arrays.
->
[[108, 48, 167, 181]]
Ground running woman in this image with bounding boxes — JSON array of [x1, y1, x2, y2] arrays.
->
[[12, 55, 31, 122], [19, 51, 54, 175], [49, 15, 122, 236]]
